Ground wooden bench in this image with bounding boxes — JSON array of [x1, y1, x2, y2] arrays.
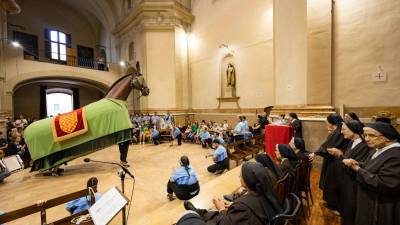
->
[[136, 164, 243, 225], [0, 185, 97, 225]]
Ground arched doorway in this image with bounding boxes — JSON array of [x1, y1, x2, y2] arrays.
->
[[13, 78, 107, 119], [46, 88, 74, 117]]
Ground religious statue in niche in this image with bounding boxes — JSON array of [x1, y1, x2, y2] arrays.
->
[[226, 63, 236, 87]]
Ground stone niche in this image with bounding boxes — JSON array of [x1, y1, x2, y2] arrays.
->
[[217, 53, 240, 109]]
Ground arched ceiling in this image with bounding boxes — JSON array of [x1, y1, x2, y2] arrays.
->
[[55, 0, 124, 32]]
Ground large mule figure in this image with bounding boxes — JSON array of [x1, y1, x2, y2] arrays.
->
[[24, 62, 149, 172]]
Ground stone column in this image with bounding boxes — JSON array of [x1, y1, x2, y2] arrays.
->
[[274, 0, 308, 106]]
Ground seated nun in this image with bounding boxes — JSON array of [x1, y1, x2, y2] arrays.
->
[[288, 137, 312, 161], [255, 153, 284, 180], [65, 177, 101, 215], [167, 155, 200, 201], [275, 144, 298, 175], [181, 162, 282, 225]]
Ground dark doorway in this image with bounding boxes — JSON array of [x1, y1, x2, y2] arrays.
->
[[77, 45, 94, 68]]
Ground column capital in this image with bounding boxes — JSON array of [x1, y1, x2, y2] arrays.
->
[[112, 0, 194, 37]]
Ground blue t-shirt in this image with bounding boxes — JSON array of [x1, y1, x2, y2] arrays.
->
[[65, 193, 102, 215], [234, 122, 246, 134], [200, 131, 211, 140], [214, 136, 225, 144], [170, 166, 198, 185], [151, 129, 160, 138], [214, 145, 228, 162], [172, 127, 181, 138]]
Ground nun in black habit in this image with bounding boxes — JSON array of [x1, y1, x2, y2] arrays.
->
[[343, 122, 400, 225], [179, 162, 282, 225], [327, 120, 369, 225], [312, 113, 349, 211]]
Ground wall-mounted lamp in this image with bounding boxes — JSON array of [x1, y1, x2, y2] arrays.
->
[[0, 38, 21, 48]]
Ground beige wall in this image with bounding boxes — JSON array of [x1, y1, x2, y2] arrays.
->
[[307, 0, 332, 105], [7, 0, 102, 58], [274, 0, 307, 106], [144, 31, 177, 109], [333, 0, 400, 108], [190, 0, 274, 109]]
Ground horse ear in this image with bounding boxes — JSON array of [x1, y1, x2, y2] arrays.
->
[[136, 61, 141, 73]]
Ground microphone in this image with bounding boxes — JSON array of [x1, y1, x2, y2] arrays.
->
[[83, 158, 134, 178]]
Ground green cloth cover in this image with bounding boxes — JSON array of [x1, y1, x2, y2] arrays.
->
[[24, 98, 133, 171]]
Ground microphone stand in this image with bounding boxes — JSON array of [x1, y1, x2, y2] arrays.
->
[[119, 170, 127, 225], [85, 159, 134, 225]]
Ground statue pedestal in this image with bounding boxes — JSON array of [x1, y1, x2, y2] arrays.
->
[[216, 97, 240, 109]]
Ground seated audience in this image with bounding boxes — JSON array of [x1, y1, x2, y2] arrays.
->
[[207, 139, 229, 174], [171, 123, 183, 146], [167, 155, 200, 201], [275, 144, 298, 175], [65, 177, 102, 215], [343, 112, 360, 123], [222, 120, 229, 131], [232, 116, 246, 142], [181, 162, 282, 225], [255, 153, 284, 180], [6, 134, 30, 167], [199, 126, 212, 148], [288, 137, 311, 161], [343, 122, 400, 225], [0, 150, 10, 183], [287, 112, 302, 138], [151, 126, 161, 145]]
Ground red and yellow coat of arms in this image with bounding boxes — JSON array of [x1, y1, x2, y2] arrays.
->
[[51, 108, 89, 142]]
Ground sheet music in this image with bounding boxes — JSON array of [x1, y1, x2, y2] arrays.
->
[[89, 187, 128, 225], [3, 155, 23, 172]]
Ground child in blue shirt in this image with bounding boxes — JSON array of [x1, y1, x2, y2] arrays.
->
[[199, 127, 212, 148], [171, 123, 182, 146], [207, 139, 229, 174], [167, 156, 200, 201]]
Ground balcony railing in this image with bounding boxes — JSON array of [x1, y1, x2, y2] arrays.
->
[[22, 49, 109, 71]]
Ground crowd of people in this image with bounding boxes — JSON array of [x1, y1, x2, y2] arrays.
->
[[2, 110, 399, 225], [172, 111, 399, 225], [0, 115, 33, 182]]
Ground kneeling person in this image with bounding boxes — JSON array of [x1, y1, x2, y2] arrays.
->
[[207, 139, 229, 174], [167, 155, 200, 201]]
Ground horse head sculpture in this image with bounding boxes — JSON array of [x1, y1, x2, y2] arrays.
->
[[105, 61, 150, 100]]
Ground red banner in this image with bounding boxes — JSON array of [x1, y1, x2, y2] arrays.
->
[[51, 108, 88, 142]]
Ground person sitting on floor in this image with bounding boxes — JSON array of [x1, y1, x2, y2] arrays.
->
[[200, 126, 212, 148], [167, 155, 200, 201], [65, 177, 102, 215], [171, 123, 183, 146], [207, 139, 229, 174], [181, 162, 282, 225], [151, 126, 161, 145]]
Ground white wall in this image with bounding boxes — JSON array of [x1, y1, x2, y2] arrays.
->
[[190, 0, 274, 109]]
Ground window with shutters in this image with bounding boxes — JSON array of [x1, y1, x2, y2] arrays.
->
[[49, 30, 67, 61]]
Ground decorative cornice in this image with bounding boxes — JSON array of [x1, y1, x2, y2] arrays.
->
[[112, 0, 194, 37]]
